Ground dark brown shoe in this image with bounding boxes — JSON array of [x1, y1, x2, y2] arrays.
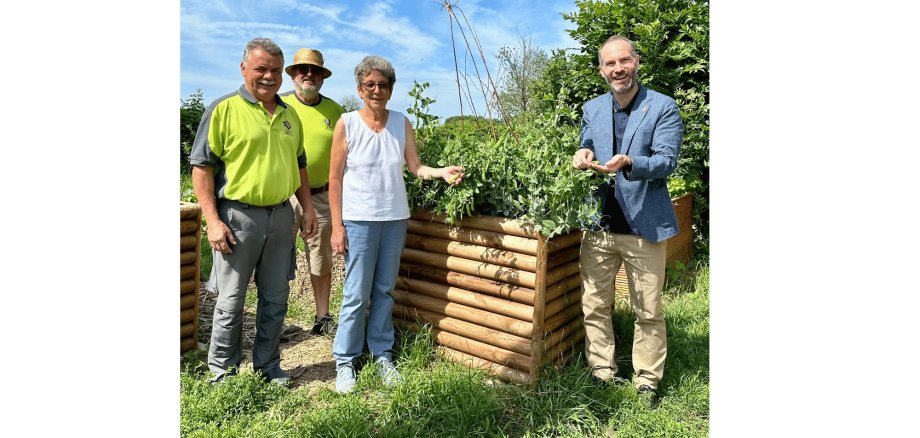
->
[[637, 385, 660, 409]]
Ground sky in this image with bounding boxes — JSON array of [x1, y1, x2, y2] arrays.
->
[[181, 0, 579, 120]]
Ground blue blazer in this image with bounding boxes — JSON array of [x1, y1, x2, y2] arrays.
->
[[579, 85, 684, 243]]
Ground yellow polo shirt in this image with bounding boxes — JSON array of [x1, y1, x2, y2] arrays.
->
[[190, 86, 306, 206], [279, 92, 344, 188]]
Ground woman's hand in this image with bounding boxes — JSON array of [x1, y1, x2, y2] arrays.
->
[[331, 224, 348, 255], [442, 166, 465, 186]]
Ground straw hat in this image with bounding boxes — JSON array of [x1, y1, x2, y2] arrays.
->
[[284, 48, 332, 78]]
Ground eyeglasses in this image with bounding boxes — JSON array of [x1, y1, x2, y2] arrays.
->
[[361, 82, 391, 91]]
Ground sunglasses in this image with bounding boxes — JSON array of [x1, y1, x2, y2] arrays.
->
[[361, 82, 391, 91], [295, 65, 325, 75]]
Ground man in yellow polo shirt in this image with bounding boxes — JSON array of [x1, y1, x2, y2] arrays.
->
[[190, 38, 318, 386], [280, 48, 346, 336]]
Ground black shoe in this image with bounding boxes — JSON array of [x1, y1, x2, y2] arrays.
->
[[637, 385, 660, 409], [311, 314, 336, 335]]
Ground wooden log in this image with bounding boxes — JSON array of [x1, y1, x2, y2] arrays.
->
[[437, 346, 531, 384], [400, 262, 535, 305], [615, 268, 630, 297], [546, 245, 581, 270], [529, 234, 549, 382], [546, 259, 581, 285], [541, 328, 584, 367], [544, 289, 582, 319], [180, 219, 199, 235], [180, 337, 197, 353], [408, 219, 539, 255], [180, 293, 197, 310], [392, 317, 530, 372], [393, 303, 532, 355], [426, 322, 531, 372], [180, 279, 197, 294], [404, 233, 538, 272], [180, 235, 198, 251], [543, 300, 583, 334], [181, 322, 195, 338], [396, 276, 534, 321], [411, 210, 539, 239], [180, 264, 198, 281], [393, 289, 532, 338], [180, 202, 201, 220], [542, 316, 583, 352], [401, 248, 536, 288], [546, 230, 582, 254], [544, 273, 582, 304], [180, 308, 196, 324], [181, 251, 197, 265]]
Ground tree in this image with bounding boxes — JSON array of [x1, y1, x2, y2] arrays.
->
[[534, 0, 710, 253], [180, 89, 206, 168], [339, 94, 362, 112], [492, 33, 548, 120]]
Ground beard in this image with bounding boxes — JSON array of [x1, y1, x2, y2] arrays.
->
[[607, 73, 636, 94], [295, 81, 320, 96]]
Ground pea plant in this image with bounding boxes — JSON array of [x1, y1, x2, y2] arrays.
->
[[406, 91, 604, 238]]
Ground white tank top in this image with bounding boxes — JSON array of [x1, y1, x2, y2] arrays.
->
[[341, 110, 410, 221]]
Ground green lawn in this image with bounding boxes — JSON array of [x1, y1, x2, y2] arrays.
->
[[180, 262, 709, 437]]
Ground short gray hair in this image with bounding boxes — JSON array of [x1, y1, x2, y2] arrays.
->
[[354, 56, 396, 86], [597, 35, 638, 64], [243, 38, 284, 64]]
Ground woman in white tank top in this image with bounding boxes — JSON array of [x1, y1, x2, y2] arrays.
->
[[326, 56, 464, 394]]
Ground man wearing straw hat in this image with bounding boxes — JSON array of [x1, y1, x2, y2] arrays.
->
[[190, 37, 318, 386], [280, 48, 345, 336]]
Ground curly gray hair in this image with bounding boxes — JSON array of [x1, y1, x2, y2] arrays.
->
[[242, 38, 284, 63], [354, 56, 396, 87]]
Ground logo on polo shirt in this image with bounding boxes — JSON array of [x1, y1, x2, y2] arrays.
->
[[283, 120, 293, 135]]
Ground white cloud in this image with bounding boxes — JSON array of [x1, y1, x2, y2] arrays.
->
[[347, 2, 442, 60]]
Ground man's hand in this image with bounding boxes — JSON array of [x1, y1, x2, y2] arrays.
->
[[572, 148, 595, 169], [207, 220, 237, 254], [299, 208, 319, 240], [590, 154, 633, 174]]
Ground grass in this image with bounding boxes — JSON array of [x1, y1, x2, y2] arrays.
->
[[181, 261, 710, 437]]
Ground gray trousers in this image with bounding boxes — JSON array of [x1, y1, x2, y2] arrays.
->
[[207, 199, 297, 379]]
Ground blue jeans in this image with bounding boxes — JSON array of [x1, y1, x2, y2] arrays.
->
[[333, 219, 407, 367]]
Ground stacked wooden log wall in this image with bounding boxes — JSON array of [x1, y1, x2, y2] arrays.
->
[[614, 193, 694, 296], [394, 211, 584, 384], [180, 202, 202, 354]]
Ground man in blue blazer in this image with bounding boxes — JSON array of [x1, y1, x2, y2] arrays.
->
[[572, 35, 684, 405]]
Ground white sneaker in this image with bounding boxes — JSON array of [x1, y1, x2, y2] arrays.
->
[[375, 357, 402, 387], [336, 363, 357, 394]]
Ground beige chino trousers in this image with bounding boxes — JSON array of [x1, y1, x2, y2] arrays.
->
[[579, 230, 667, 389]]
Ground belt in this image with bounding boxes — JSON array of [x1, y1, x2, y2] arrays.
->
[[310, 183, 329, 195], [223, 199, 289, 209]]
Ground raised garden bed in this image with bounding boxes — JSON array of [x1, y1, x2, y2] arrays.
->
[[394, 193, 694, 383], [180, 202, 201, 355]]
